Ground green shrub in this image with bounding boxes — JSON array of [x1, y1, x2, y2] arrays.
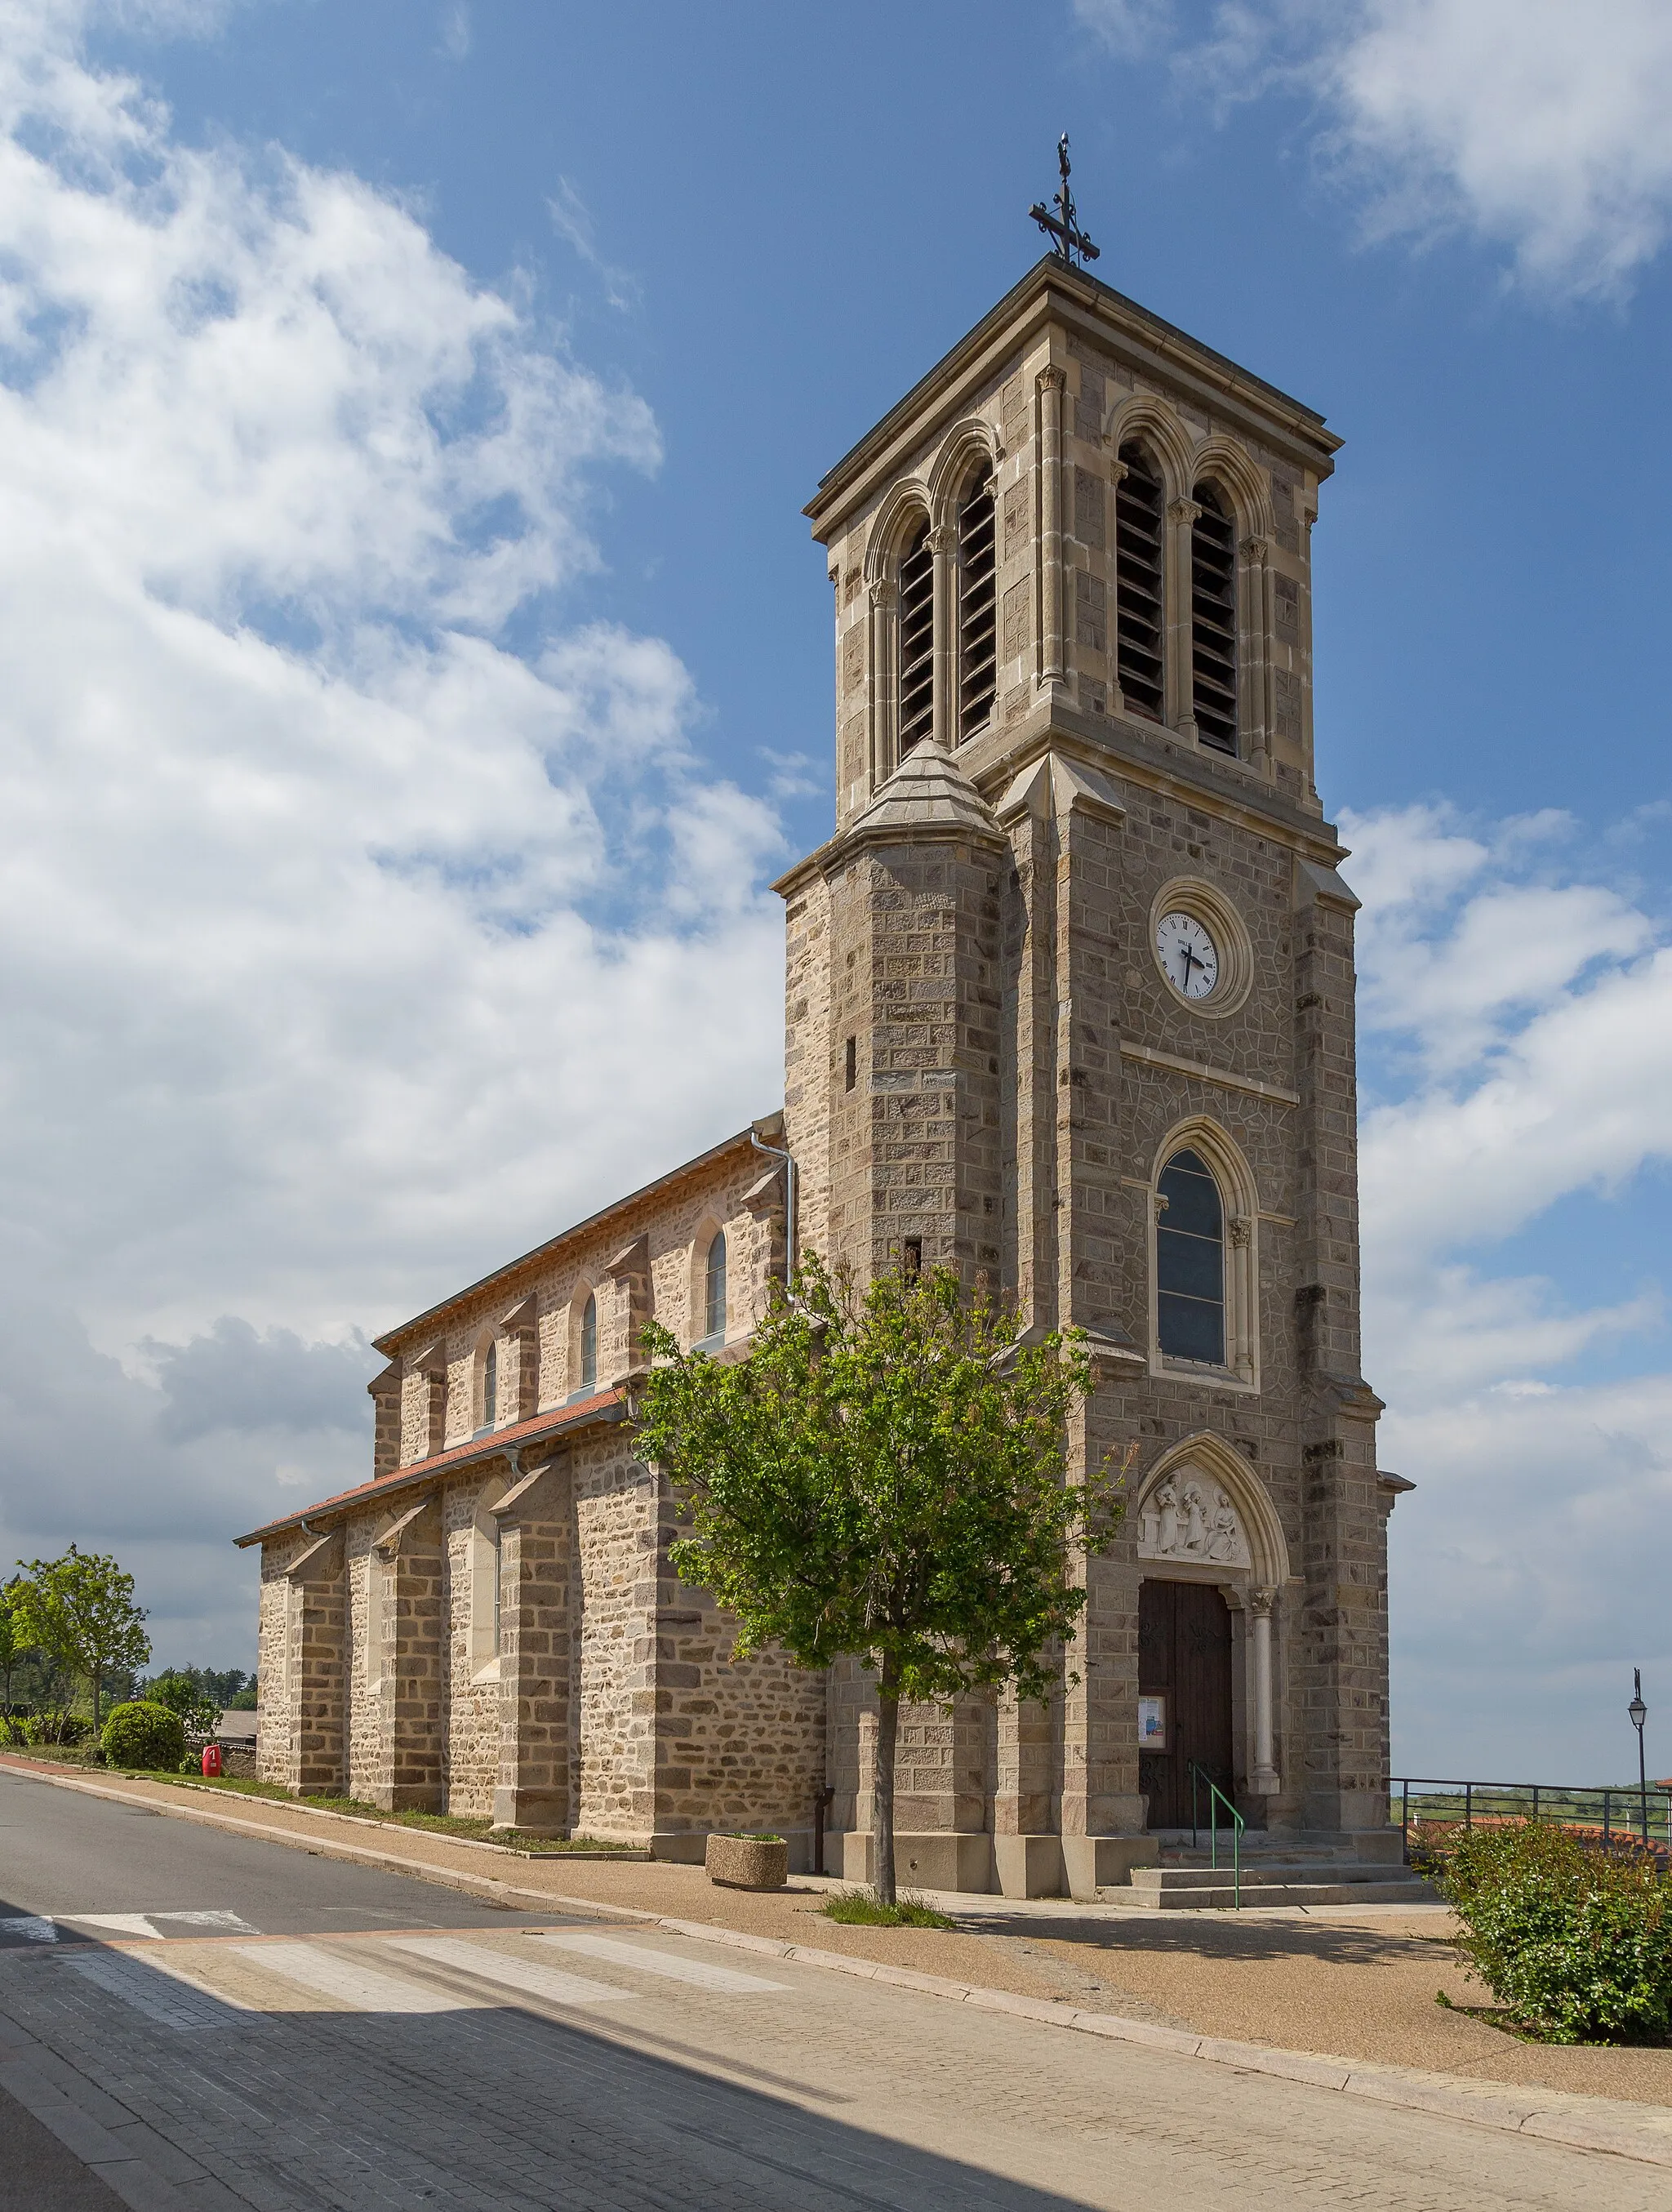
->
[[1434, 1820, 1672, 2044], [100, 1701, 187, 1772], [23, 1711, 91, 1747]]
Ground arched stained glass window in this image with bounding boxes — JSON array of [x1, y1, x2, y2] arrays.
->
[[1156, 1148, 1225, 1365], [482, 1340, 497, 1429], [578, 1293, 598, 1393], [704, 1231, 727, 1343]]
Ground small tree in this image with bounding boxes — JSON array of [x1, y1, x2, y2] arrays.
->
[[635, 1256, 1126, 1905], [141, 1669, 219, 1739], [14, 1547, 151, 1731], [0, 1577, 23, 1741]]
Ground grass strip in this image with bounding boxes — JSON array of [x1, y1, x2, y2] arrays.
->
[[821, 1888, 956, 1929]]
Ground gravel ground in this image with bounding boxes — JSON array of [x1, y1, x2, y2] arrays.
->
[[11, 1760, 1672, 2110]]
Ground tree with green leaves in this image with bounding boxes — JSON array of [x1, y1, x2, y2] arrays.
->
[[635, 1256, 1126, 1905], [0, 1576, 23, 1742], [13, 1547, 151, 1731], [140, 1668, 220, 1738]]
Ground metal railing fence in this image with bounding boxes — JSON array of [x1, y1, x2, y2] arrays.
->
[[1392, 1776, 1672, 1863], [1189, 1760, 1244, 1909]]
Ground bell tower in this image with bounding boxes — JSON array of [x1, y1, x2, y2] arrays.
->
[[777, 228, 1400, 1889]]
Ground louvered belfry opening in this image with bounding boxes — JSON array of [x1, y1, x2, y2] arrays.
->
[[1114, 441, 1165, 720], [896, 517, 935, 757], [956, 461, 997, 743], [1190, 483, 1238, 755]]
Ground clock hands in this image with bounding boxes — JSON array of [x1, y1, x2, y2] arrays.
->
[[1178, 939, 1204, 991]]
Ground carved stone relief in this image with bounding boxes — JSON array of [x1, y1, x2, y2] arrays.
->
[[1136, 1471, 1251, 1569]]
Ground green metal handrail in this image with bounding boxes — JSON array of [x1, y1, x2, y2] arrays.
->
[[1189, 1760, 1245, 1911]]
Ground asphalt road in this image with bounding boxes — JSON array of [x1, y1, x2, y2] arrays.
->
[[0, 1767, 1661, 2212]]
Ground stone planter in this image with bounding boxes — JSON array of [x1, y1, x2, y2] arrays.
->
[[705, 1833, 788, 1889]]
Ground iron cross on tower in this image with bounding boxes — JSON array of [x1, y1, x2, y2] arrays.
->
[[1029, 134, 1100, 267]]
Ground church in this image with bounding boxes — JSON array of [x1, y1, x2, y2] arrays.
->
[[238, 214, 1412, 1897]]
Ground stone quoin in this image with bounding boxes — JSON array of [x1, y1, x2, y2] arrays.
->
[[237, 251, 1409, 1894]]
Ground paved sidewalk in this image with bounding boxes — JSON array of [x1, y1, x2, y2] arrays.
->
[[9, 1758, 1672, 2114]]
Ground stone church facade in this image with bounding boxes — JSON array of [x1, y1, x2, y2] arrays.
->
[[239, 253, 1409, 1894]]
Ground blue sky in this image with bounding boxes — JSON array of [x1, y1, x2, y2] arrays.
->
[[2, 0, 1670, 1786]]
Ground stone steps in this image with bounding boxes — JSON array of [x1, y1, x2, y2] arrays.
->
[[1105, 1863, 1437, 1911]]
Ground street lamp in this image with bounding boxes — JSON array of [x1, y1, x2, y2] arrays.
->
[[1629, 1668, 1649, 1846]]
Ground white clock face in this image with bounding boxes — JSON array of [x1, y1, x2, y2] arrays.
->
[[1156, 910, 1220, 1001]]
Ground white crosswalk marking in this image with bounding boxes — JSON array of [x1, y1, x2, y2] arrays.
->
[[64, 1950, 255, 2030], [0, 1916, 58, 1942], [60, 1912, 167, 1938], [151, 1910, 257, 1932], [531, 1932, 787, 1993], [232, 1941, 480, 2014], [386, 1937, 634, 2008]]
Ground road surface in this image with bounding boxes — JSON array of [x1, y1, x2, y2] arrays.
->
[[0, 1768, 1658, 2210]]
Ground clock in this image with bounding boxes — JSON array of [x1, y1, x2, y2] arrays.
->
[[1156, 910, 1220, 1001]]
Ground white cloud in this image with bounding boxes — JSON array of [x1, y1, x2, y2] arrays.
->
[[0, 2, 787, 1662], [1345, 799, 1672, 1774], [1076, 0, 1672, 297]]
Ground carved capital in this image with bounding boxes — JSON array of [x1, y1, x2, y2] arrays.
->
[[1248, 1586, 1276, 1620], [927, 523, 955, 554], [869, 576, 896, 612], [1167, 498, 1203, 527], [1109, 458, 1129, 483], [1239, 535, 1270, 563], [1153, 1191, 1170, 1222], [1038, 363, 1067, 394], [1228, 1214, 1252, 1248]]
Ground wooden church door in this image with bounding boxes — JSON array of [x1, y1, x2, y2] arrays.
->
[[1138, 1578, 1234, 1830]]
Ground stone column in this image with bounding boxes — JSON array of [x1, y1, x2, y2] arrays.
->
[[500, 1293, 539, 1423], [1250, 1586, 1279, 1794], [868, 576, 896, 789], [1037, 365, 1066, 687], [1165, 496, 1201, 740], [370, 1496, 445, 1813], [492, 1455, 572, 1834], [1241, 533, 1272, 776], [280, 1530, 345, 1797], [929, 523, 957, 750]]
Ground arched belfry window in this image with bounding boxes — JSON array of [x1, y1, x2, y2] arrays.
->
[[956, 462, 996, 743], [896, 517, 935, 757], [704, 1231, 727, 1344], [1156, 1148, 1225, 1364], [1115, 442, 1165, 721], [481, 1339, 497, 1430], [578, 1293, 598, 1394], [1190, 483, 1238, 755]]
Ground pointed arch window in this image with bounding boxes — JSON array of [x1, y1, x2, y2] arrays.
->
[[578, 1293, 598, 1394], [481, 1339, 497, 1431], [1156, 1147, 1225, 1364], [896, 517, 935, 757], [1115, 442, 1165, 720], [1190, 483, 1238, 755], [704, 1231, 727, 1344], [956, 462, 996, 743]]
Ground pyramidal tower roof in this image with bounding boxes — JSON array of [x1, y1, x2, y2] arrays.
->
[[848, 737, 1002, 842]]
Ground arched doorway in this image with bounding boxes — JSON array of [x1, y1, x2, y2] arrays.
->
[[1138, 1578, 1233, 1830]]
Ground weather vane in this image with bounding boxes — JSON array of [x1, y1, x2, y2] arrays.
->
[[1029, 134, 1100, 267]]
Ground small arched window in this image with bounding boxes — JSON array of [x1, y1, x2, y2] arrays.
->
[[481, 1340, 497, 1430], [896, 517, 935, 757], [1157, 1148, 1225, 1364], [1190, 483, 1238, 755], [578, 1293, 598, 1394], [956, 462, 996, 743], [1115, 442, 1165, 721], [704, 1231, 727, 1343]]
